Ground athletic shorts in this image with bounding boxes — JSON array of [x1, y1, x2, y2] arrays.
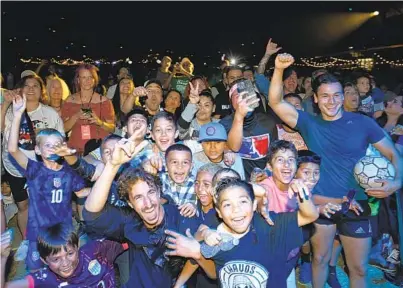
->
[[4, 170, 28, 202], [315, 201, 372, 239]]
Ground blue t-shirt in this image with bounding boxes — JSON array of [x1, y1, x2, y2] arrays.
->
[[83, 203, 202, 288], [211, 212, 303, 288], [25, 159, 86, 241], [295, 111, 385, 199]]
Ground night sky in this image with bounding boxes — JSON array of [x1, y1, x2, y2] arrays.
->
[[2, 1, 403, 83]]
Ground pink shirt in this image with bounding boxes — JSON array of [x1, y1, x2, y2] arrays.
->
[[260, 176, 298, 213]]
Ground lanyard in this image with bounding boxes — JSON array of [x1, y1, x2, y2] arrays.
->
[[79, 90, 95, 109]]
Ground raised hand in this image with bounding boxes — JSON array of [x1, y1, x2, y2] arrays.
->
[[257, 196, 274, 225], [53, 142, 77, 157], [132, 87, 148, 98], [265, 38, 282, 56], [235, 92, 259, 118], [2, 89, 20, 105], [165, 228, 201, 260], [178, 202, 197, 218], [110, 139, 149, 166], [188, 81, 200, 104], [12, 93, 26, 115], [288, 179, 310, 201], [275, 53, 295, 70]]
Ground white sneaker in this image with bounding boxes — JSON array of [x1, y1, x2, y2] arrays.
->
[[387, 248, 400, 265], [14, 240, 29, 261]]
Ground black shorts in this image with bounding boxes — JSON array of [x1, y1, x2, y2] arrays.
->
[[4, 170, 28, 202], [315, 216, 372, 238], [315, 200, 372, 239]]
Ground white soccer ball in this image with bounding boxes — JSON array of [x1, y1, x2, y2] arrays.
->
[[354, 156, 396, 189]]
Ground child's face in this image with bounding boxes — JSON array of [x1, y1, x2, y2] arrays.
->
[[296, 162, 320, 192], [356, 77, 370, 95], [166, 151, 192, 184], [44, 244, 79, 279], [202, 141, 225, 163], [268, 149, 297, 188], [151, 118, 177, 152], [1, 182, 11, 196], [126, 114, 148, 141], [36, 135, 64, 160], [216, 187, 256, 235], [195, 171, 214, 207]]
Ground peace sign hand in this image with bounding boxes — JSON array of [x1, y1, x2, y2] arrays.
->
[[188, 81, 200, 104]]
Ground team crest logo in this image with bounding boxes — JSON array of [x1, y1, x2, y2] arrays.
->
[[53, 178, 61, 188], [219, 260, 268, 288], [88, 259, 101, 276], [32, 251, 40, 261]]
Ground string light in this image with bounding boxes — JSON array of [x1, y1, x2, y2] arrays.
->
[[19, 52, 403, 68]]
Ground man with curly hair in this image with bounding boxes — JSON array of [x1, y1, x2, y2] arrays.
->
[[83, 138, 215, 288]]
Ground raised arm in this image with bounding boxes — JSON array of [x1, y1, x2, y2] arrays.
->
[[268, 54, 299, 129], [256, 38, 282, 75], [7, 94, 28, 170], [84, 139, 148, 213], [288, 180, 319, 227]]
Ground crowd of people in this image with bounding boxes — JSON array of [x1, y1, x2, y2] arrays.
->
[[0, 38, 402, 288]]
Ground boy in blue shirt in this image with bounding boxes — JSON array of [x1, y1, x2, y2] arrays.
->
[[165, 178, 319, 288], [8, 94, 89, 271]]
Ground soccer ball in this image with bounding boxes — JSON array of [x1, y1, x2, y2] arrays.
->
[[354, 156, 396, 189]]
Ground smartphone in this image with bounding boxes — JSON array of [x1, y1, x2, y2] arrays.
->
[[81, 108, 92, 114], [236, 79, 259, 109], [341, 189, 356, 214]]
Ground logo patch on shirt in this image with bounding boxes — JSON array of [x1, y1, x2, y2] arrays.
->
[[32, 251, 40, 261], [88, 259, 101, 276], [238, 134, 269, 160], [53, 178, 62, 188], [219, 260, 269, 288]]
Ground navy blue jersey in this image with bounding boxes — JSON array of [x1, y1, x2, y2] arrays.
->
[[199, 203, 221, 229], [83, 203, 202, 288], [27, 239, 124, 287], [25, 159, 86, 241], [211, 212, 303, 288]]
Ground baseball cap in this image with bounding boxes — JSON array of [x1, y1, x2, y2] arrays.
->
[[198, 122, 227, 143], [384, 91, 398, 102], [20, 70, 36, 78]]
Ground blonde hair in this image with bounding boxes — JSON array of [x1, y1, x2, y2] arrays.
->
[[46, 76, 71, 101]]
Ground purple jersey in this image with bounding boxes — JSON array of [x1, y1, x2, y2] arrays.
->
[[25, 159, 86, 241], [27, 239, 125, 288]]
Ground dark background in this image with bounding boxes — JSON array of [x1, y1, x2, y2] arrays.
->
[[2, 1, 403, 86]]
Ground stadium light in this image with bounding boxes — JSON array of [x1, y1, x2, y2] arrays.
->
[[372, 11, 380, 16]]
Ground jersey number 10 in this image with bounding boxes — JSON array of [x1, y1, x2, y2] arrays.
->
[[51, 189, 63, 203]]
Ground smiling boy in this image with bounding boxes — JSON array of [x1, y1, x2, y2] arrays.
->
[[165, 178, 319, 288]]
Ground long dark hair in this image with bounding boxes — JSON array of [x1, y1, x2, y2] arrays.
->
[[376, 111, 403, 143], [112, 77, 134, 127]]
